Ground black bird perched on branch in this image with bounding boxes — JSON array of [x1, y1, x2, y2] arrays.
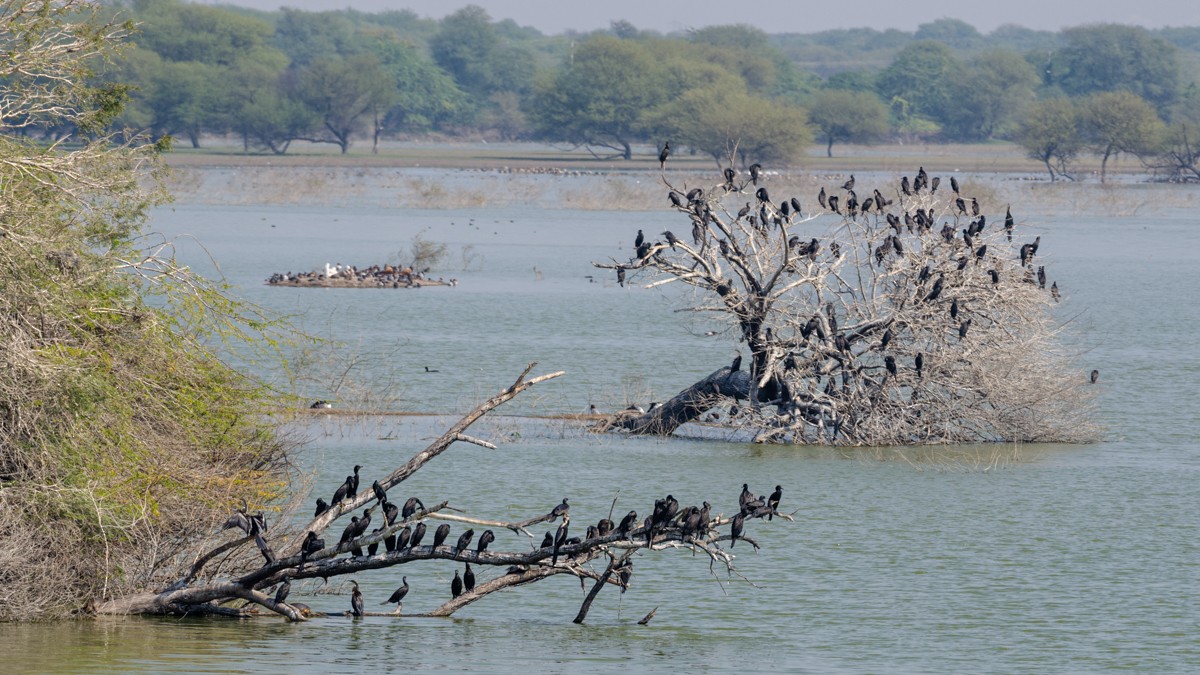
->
[[989, 269, 999, 284], [340, 507, 374, 554], [924, 274, 945, 302], [916, 166, 929, 191], [951, 176, 960, 194], [597, 519, 614, 537], [402, 497, 425, 519], [730, 354, 742, 372], [432, 523, 450, 550], [372, 480, 387, 505], [738, 484, 756, 513], [658, 141, 670, 169], [791, 197, 802, 215], [885, 355, 897, 377], [222, 500, 252, 535], [367, 525, 384, 556], [959, 319, 972, 339], [827, 195, 840, 214], [617, 510, 638, 536], [930, 176, 940, 193], [1037, 266, 1047, 289], [550, 498, 570, 521], [668, 190, 683, 208], [755, 187, 770, 204], [634, 229, 644, 249], [552, 515, 570, 565], [464, 563, 475, 593], [723, 166, 736, 189], [971, 198, 980, 216], [730, 512, 745, 548], [915, 353, 924, 379], [955, 197, 967, 215], [274, 576, 291, 606], [301, 531, 325, 561], [331, 476, 354, 506], [455, 529, 475, 556], [1005, 206, 1015, 241], [540, 531, 554, 549], [313, 498, 329, 518], [451, 570, 463, 599], [396, 525, 412, 550], [749, 163, 762, 185], [817, 187, 827, 209], [951, 298, 959, 320], [381, 577, 409, 609], [901, 175, 912, 196], [350, 580, 364, 617], [842, 174, 855, 191], [477, 530, 495, 554], [409, 521, 426, 549], [663, 230, 679, 249], [350, 464, 362, 496], [767, 486, 782, 521], [880, 327, 894, 351]]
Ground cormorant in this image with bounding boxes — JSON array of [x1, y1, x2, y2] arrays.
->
[[976, 245, 987, 260], [372, 480, 387, 505], [432, 523, 450, 549], [339, 507, 374, 552], [1005, 206, 1014, 241], [477, 530, 495, 553], [916, 166, 928, 190], [617, 510, 638, 536], [314, 498, 329, 518], [669, 191, 683, 208], [1090, 369, 1099, 384], [930, 176, 940, 193], [409, 521, 427, 548], [552, 515, 570, 565], [749, 163, 762, 185], [454, 529, 475, 555], [989, 269, 999, 284], [951, 176, 960, 194], [350, 465, 362, 496], [381, 577, 409, 609], [791, 197, 802, 215], [350, 580, 364, 617], [540, 531, 554, 549], [402, 497, 425, 519], [301, 531, 325, 561], [767, 486, 782, 521], [730, 512, 745, 548], [331, 476, 353, 506], [586, 524, 598, 540], [634, 229, 645, 248], [464, 563, 476, 593], [274, 576, 291, 606], [636, 241, 651, 259], [663, 231, 679, 249], [971, 198, 980, 216], [1020, 243, 1032, 267], [451, 570, 463, 598], [950, 298, 959, 320], [925, 274, 945, 302], [1051, 281, 1060, 301], [730, 354, 742, 372], [1030, 235, 1041, 255], [885, 355, 897, 377], [818, 187, 827, 208], [756, 187, 770, 204], [737, 202, 751, 220], [1037, 266, 1046, 289], [723, 166, 736, 188], [828, 195, 840, 214], [658, 141, 670, 169], [382, 500, 398, 527], [739, 484, 755, 513], [955, 197, 967, 214], [959, 319, 972, 339], [550, 498, 570, 521], [597, 519, 614, 537], [915, 353, 924, 379], [842, 174, 855, 191], [901, 175, 912, 196], [367, 525, 384, 556], [396, 525, 412, 550]]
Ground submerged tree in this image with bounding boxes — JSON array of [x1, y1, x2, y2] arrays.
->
[[594, 164, 1097, 446]]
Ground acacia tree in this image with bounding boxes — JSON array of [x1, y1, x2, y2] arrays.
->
[[595, 166, 1097, 446], [807, 89, 889, 157], [1016, 98, 1084, 181], [288, 55, 398, 153], [1080, 91, 1165, 183]]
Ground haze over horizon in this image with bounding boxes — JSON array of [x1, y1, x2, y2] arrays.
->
[[204, 0, 1200, 35]]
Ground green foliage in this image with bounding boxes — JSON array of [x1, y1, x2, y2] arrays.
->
[[914, 18, 984, 50], [807, 89, 888, 156], [1016, 98, 1084, 180], [875, 41, 963, 131], [430, 5, 535, 97], [1048, 25, 1182, 113], [939, 50, 1039, 141], [131, 0, 273, 66], [288, 55, 398, 152], [1079, 91, 1166, 181], [648, 86, 811, 165], [360, 30, 469, 133]]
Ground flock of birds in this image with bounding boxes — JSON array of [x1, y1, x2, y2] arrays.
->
[[226, 462, 786, 617]]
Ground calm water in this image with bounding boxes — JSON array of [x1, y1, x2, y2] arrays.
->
[[8, 171, 1199, 673]]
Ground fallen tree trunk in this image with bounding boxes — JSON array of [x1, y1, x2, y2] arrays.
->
[[598, 367, 751, 435]]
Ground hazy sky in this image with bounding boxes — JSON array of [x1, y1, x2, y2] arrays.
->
[[210, 0, 1200, 34]]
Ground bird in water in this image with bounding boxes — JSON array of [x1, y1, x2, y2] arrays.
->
[[454, 529, 475, 556], [381, 577, 409, 611], [550, 498, 570, 521], [464, 563, 476, 593], [477, 530, 495, 554], [767, 486, 782, 521], [274, 576, 291, 606], [658, 141, 670, 170], [313, 498, 329, 518], [432, 523, 450, 550], [552, 515, 570, 565], [451, 570, 463, 598], [730, 512, 745, 548], [424, 366, 439, 373], [1090, 369, 1100, 384], [350, 580, 364, 617]]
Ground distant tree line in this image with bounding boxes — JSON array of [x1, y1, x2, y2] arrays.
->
[[18, 1, 1200, 176]]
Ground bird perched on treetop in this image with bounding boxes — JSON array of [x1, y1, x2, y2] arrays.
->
[[658, 141, 670, 170]]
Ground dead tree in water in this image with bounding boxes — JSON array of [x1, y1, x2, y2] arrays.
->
[[594, 167, 1097, 445], [96, 364, 784, 622]]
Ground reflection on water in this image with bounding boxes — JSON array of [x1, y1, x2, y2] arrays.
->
[[5, 172, 1198, 672]]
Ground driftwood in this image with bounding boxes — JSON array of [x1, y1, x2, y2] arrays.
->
[[95, 364, 785, 623], [597, 367, 750, 435]]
